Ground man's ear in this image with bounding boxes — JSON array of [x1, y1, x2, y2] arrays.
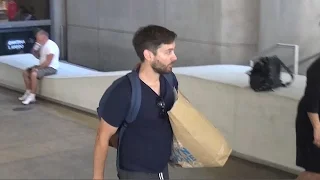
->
[[143, 49, 153, 61]]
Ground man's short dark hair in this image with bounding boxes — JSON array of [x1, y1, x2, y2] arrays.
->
[[37, 29, 49, 37], [34, 28, 49, 37], [132, 25, 177, 61]]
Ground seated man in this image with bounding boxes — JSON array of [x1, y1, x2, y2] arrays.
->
[[19, 29, 60, 105]]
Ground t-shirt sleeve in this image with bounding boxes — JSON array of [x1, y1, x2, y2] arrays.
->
[[46, 42, 59, 56], [97, 77, 131, 128], [305, 84, 320, 113], [305, 62, 320, 113]]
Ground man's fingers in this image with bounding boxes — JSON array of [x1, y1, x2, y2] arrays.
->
[[313, 140, 320, 147]]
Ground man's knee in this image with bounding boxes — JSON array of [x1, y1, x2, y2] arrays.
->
[[30, 71, 38, 79]]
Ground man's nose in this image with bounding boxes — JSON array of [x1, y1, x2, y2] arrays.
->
[[171, 52, 177, 62]]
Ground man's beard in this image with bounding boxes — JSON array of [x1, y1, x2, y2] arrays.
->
[[151, 59, 172, 74]]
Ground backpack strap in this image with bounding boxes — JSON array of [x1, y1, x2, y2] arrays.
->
[[116, 71, 141, 170], [125, 71, 141, 124], [275, 56, 295, 87], [163, 72, 178, 109], [163, 73, 174, 88]]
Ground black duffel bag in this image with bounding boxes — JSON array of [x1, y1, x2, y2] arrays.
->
[[247, 55, 294, 92]]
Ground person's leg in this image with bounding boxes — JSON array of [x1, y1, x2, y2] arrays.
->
[[22, 70, 37, 105], [296, 143, 320, 180], [22, 69, 31, 90], [117, 169, 159, 180], [161, 165, 169, 179], [22, 67, 57, 105], [30, 70, 38, 94], [19, 68, 32, 101], [117, 165, 169, 180]]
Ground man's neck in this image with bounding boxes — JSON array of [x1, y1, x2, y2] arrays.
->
[[138, 62, 160, 84]]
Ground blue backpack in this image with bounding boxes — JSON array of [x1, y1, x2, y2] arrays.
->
[[97, 68, 178, 170]]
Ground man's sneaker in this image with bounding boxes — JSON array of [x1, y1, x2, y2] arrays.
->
[[22, 94, 36, 105], [18, 91, 30, 101]]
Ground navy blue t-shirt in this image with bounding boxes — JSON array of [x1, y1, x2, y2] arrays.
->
[[98, 73, 178, 173]]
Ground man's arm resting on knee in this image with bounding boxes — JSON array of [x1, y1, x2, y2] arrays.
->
[[38, 54, 54, 68], [93, 118, 118, 179]]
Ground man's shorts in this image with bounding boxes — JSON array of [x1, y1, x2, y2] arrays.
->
[[26, 66, 57, 79]]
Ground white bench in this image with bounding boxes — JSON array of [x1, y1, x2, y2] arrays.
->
[[0, 54, 307, 174]]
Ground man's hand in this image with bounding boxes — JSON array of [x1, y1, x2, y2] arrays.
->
[[31, 65, 40, 72], [308, 112, 320, 147], [31, 49, 40, 59], [93, 176, 104, 180], [314, 126, 320, 147]]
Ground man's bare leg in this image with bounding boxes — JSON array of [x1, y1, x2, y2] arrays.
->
[[19, 70, 32, 101], [22, 71, 37, 105], [30, 71, 38, 94], [22, 70, 31, 90]]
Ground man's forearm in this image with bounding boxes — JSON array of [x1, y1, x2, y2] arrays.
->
[[93, 136, 109, 179], [307, 112, 320, 129], [31, 49, 40, 59], [38, 60, 51, 68], [38, 54, 54, 68]]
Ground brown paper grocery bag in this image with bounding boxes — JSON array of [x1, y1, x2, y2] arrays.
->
[[168, 91, 232, 168]]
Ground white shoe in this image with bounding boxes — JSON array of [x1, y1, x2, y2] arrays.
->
[[22, 94, 36, 105], [18, 91, 30, 101]]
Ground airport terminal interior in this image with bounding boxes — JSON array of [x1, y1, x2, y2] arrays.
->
[[1, 0, 320, 179]]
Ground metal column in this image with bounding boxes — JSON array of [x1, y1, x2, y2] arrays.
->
[[50, 0, 67, 60]]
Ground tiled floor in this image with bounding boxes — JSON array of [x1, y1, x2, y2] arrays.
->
[[0, 87, 297, 179]]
